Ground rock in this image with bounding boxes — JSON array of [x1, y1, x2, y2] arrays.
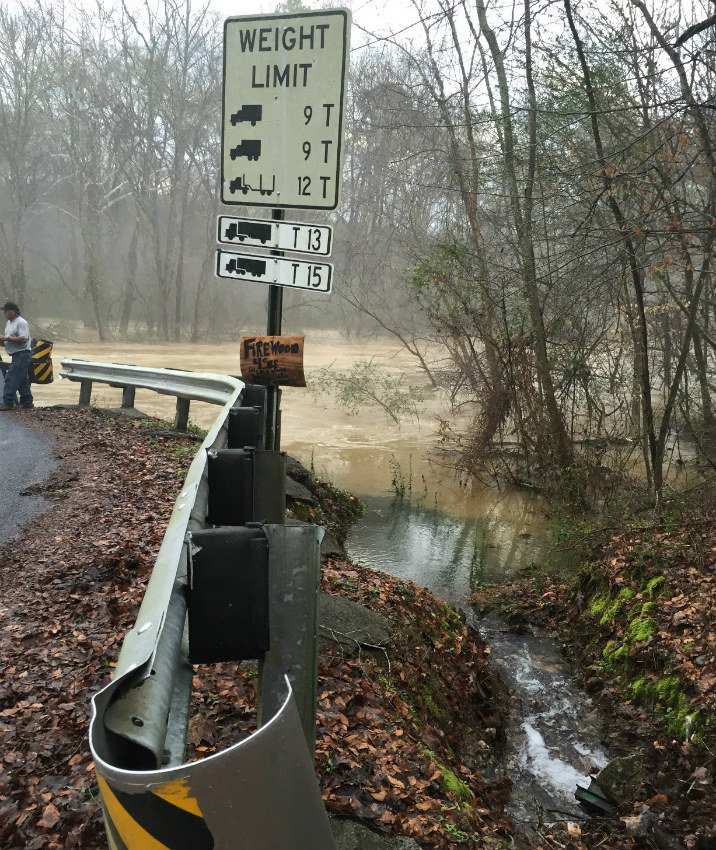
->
[[653, 826, 687, 850], [594, 753, 644, 805], [623, 810, 658, 838], [286, 455, 313, 486], [330, 816, 421, 850], [319, 593, 393, 656], [319, 532, 344, 557], [286, 476, 317, 504]]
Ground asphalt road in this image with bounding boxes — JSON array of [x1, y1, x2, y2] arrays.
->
[[0, 411, 57, 547]]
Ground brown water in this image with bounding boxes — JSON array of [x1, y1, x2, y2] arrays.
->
[[32, 332, 552, 582]]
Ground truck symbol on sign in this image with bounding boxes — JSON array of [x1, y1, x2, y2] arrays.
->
[[230, 140, 261, 161], [230, 105, 262, 126], [225, 221, 272, 243], [225, 256, 267, 278], [229, 176, 252, 195], [228, 174, 275, 197]]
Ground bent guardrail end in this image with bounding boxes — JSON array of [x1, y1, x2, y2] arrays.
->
[[90, 676, 336, 850]]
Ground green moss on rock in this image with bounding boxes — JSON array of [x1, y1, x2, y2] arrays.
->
[[589, 593, 609, 617], [627, 616, 657, 642], [628, 674, 695, 736], [440, 766, 473, 803], [645, 575, 666, 597]]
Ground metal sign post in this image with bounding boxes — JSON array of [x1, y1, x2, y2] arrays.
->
[[266, 209, 283, 451], [219, 7, 350, 446]]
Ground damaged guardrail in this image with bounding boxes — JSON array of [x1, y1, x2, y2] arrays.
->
[[60, 361, 334, 850]]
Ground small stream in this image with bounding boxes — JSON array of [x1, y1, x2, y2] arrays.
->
[[468, 611, 608, 829], [346, 494, 610, 831]]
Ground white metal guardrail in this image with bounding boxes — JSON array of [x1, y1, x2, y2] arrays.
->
[[60, 359, 243, 430], [60, 360, 334, 850]]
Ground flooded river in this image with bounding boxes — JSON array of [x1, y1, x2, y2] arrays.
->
[[35, 333, 550, 525], [37, 334, 554, 586], [33, 332, 606, 828]]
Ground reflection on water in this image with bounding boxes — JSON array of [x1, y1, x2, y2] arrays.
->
[[347, 493, 548, 597]]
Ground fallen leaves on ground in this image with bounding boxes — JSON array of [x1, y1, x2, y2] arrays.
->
[[1, 408, 512, 850], [0, 409, 192, 849]]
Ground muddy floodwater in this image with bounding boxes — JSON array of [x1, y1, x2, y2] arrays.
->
[[35, 334, 553, 578]]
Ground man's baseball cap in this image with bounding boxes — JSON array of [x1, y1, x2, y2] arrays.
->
[[2, 301, 19, 312]]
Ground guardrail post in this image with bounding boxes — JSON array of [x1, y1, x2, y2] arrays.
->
[[186, 522, 324, 757], [258, 524, 323, 753], [175, 397, 190, 431], [187, 527, 270, 663], [79, 379, 92, 405], [207, 448, 286, 526], [121, 386, 136, 409], [228, 406, 265, 449]]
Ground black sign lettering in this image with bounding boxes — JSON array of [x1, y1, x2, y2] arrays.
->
[[239, 24, 330, 53], [251, 63, 313, 88]]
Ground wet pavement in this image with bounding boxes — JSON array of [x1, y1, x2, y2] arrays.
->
[[0, 411, 57, 546]]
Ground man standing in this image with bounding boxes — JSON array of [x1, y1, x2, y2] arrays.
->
[[0, 301, 33, 410]]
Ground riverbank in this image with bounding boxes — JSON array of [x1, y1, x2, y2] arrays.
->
[[469, 496, 716, 849], [0, 407, 514, 849]]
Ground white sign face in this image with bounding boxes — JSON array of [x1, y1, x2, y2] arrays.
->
[[217, 215, 333, 256], [216, 249, 333, 293], [222, 9, 351, 210]]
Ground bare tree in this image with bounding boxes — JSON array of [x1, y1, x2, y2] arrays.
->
[[0, 2, 55, 309]]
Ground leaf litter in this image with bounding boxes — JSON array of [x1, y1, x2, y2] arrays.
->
[[0, 408, 511, 849]]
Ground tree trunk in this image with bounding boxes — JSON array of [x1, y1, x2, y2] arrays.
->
[[119, 227, 139, 335], [475, 0, 573, 471], [564, 0, 660, 494]]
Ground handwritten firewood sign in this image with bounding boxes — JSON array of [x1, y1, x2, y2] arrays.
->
[[240, 335, 306, 387]]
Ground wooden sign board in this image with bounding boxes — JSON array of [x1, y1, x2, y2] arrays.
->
[[240, 335, 306, 387]]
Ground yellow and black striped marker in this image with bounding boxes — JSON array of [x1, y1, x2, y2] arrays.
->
[[31, 359, 53, 383], [30, 339, 54, 383], [32, 339, 53, 359], [97, 776, 214, 850]]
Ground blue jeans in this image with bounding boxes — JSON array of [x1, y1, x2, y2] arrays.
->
[[3, 350, 33, 407]]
